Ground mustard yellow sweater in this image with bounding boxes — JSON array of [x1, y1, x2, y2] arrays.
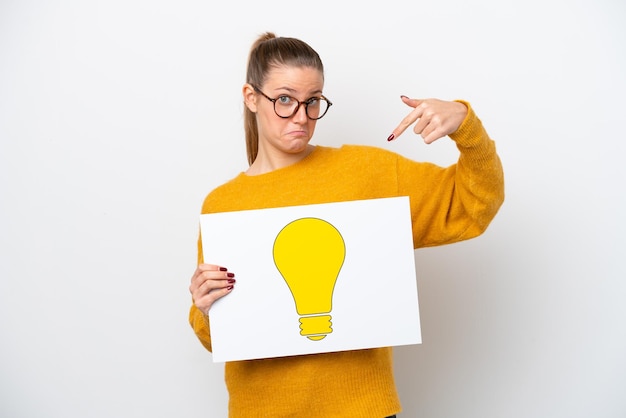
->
[[189, 102, 504, 417]]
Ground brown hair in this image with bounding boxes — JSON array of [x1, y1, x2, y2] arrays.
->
[[244, 32, 325, 165]]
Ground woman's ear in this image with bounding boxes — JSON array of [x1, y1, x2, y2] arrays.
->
[[243, 83, 257, 113]]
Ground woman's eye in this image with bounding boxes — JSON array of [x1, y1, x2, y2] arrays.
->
[[277, 96, 292, 105], [307, 98, 320, 106]]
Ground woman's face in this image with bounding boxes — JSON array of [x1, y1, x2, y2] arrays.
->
[[247, 65, 324, 159]]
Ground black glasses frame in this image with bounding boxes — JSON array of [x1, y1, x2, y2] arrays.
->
[[252, 85, 332, 120]]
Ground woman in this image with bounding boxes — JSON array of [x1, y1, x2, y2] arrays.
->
[[189, 32, 504, 418]]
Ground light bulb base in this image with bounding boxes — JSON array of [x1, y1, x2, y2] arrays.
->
[[299, 314, 332, 340]]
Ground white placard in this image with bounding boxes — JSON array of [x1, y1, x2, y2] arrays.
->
[[200, 196, 421, 362]]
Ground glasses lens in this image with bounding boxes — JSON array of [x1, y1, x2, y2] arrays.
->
[[274, 96, 299, 118], [306, 98, 330, 120]]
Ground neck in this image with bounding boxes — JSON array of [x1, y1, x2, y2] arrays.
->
[[246, 144, 315, 176]]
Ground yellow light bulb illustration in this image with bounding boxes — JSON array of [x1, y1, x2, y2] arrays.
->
[[273, 217, 346, 341]]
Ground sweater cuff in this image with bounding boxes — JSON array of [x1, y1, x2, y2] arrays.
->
[[449, 100, 496, 160], [449, 100, 479, 146]]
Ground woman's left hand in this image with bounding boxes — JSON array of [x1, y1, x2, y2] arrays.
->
[[387, 96, 467, 144]]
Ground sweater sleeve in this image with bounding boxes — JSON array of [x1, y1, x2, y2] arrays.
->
[[188, 232, 213, 352], [398, 101, 505, 248]]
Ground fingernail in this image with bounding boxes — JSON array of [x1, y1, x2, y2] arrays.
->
[[227, 285, 234, 290], [228, 279, 236, 284], [227, 272, 235, 278], [219, 267, 228, 271], [387, 133, 395, 141], [400, 95, 409, 100]]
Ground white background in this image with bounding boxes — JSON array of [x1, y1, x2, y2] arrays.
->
[[0, 1, 624, 417]]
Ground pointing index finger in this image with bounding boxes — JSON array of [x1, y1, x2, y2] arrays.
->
[[387, 96, 423, 141]]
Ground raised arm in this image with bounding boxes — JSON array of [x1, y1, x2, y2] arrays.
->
[[390, 97, 505, 247]]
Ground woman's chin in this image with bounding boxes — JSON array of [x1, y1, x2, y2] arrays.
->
[[283, 139, 311, 154]]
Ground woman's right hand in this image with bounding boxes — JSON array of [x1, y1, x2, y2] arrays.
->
[[189, 264, 235, 316]]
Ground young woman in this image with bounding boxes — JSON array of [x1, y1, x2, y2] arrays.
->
[[189, 32, 504, 418]]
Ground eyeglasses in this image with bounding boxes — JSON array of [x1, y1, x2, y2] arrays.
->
[[252, 85, 332, 120]]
